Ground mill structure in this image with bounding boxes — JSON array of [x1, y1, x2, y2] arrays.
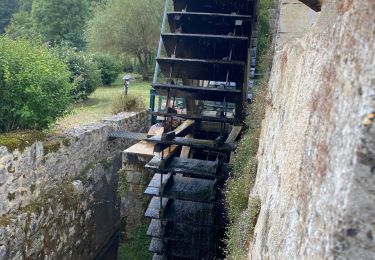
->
[[109, 0, 259, 258]]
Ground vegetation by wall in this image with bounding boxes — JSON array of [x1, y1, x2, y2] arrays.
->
[[225, 0, 275, 258]]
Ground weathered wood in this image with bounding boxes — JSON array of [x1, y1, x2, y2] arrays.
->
[[173, 0, 255, 15], [152, 111, 237, 124], [225, 125, 242, 144], [147, 135, 236, 152], [146, 157, 224, 179], [157, 57, 245, 82], [168, 12, 252, 37], [144, 174, 217, 203], [152, 83, 243, 102], [162, 33, 249, 61], [147, 219, 214, 246], [180, 134, 192, 159], [145, 197, 170, 219], [149, 237, 212, 258]]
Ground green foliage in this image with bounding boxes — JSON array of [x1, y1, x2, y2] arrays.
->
[[92, 53, 122, 85], [85, 0, 164, 80], [19, 0, 33, 12], [5, 11, 39, 39], [31, 0, 90, 49], [256, 0, 274, 67], [53, 44, 102, 101], [118, 224, 152, 260], [112, 95, 145, 114], [0, 37, 73, 132], [0, 0, 19, 33], [117, 169, 129, 197]]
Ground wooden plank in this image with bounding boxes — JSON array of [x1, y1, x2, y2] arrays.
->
[[146, 136, 236, 152], [162, 33, 248, 61], [225, 125, 242, 144], [173, 120, 194, 136], [145, 197, 169, 219], [173, 0, 255, 15], [145, 174, 217, 203], [152, 83, 243, 102], [180, 134, 192, 159], [151, 111, 237, 124], [168, 12, 252, 37], [157, 57, 245, 83], [147, 219, 214, 246]]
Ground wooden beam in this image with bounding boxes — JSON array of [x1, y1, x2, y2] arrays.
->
[[225, 126, 242, 144]]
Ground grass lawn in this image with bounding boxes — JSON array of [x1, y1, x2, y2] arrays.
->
[[53, 74, 150, 131]]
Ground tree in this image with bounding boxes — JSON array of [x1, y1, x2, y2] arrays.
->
[[5, 11, 39, 39], [31, 0, 90, 49], [0, 0, 19, 33], [86, 0, 164, 80]]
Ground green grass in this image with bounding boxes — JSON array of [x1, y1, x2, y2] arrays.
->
[[118, 224, 152, 260], [53, 74, 150, 131]]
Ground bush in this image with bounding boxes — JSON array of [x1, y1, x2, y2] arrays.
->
[[0, 37, 73, 132], [53, 44, 102, 101], [112, 95, 145, 114], [92, 53, 122, 85]]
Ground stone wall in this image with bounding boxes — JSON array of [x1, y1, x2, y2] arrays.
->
[[250, 0, 375, 259], [0, 111, 150, 259], [119, 144, 155, 229]]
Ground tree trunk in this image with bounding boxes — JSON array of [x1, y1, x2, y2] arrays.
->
[[137, 53, 150, 81]]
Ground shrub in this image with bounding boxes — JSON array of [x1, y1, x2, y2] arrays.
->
[[53, 44, 102, 101], [92, 53, 122, 85], [0, 37, 73, 132], [112, 95, 145, 114]]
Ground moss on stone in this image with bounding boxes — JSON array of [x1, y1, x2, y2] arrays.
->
[[0, 130, 45, 153], [99, 158, 113, 170], [118, 169, 129, 197], [79, 162, 95, 176], [0, 215, 15, 227], [30, 184, 36, 194], [7, 163, 15, 173], [43, 140, 61, 155], [62, 138, 71, 147], [7, 192, 16, 201]]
